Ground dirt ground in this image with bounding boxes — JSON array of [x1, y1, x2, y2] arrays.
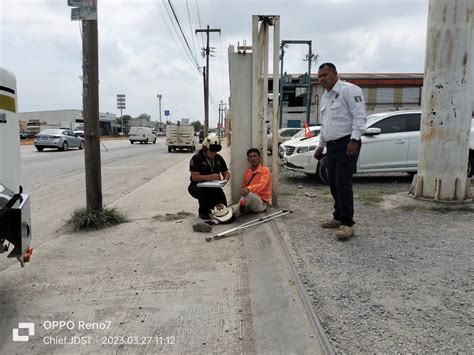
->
[[274, 166, 473, 353]]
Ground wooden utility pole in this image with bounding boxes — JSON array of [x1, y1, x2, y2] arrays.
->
[[82, 18, 102, 211], [195, 25, 220, 137]]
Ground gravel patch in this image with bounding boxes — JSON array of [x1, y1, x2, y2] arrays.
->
[[275, 165, 473, 353]]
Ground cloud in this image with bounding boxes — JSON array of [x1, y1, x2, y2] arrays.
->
[[1, 0, 430, 126]]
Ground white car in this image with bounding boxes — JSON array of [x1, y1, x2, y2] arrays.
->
[[279, 126, 321, 158], [283, 110, 474, 183], [129, 126, 156, 144]]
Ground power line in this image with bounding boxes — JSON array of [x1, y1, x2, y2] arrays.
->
[[167, 0, 199, 67], [195, 0, 205, 46], [185, 0, 198, 59], [159, 0, 200, 73]]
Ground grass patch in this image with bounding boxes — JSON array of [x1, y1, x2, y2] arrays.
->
[[354, 191, 387, 206], [398, 204, 418, 212], [67, 207, 127, 231], [397, 204, 474, 213]]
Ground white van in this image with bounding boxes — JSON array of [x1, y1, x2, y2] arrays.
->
[[129, 127, 156, 144]]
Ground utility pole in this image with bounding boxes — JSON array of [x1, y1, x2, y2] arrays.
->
[[278, 40, 314, 128], [195, 25, 221, 137], [157, 94, 162, 132], [218, 100, 226, 138], [82, 14, 102, 211]]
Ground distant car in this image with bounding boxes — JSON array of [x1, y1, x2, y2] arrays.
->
[[279, 126, 322, 157], [34, 129, 84, 152], [283, 110, 474, 183], [129, 126, 156, 144], [73, 130, 84, 138], [268, 128, 303, 152]]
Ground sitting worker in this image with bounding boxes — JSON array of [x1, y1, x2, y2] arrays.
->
[[237, 148, 272, 216], [188, 135, 230, 219]]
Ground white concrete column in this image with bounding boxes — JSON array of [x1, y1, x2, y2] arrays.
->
[[411, 0, 473, 202], [272, 17, 280, 206], [228, 46, 253, 204]]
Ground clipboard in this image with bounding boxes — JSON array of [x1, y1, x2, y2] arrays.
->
[[197, 180, 227, 188]]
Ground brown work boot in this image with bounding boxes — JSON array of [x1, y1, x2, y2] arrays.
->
[[320, 219, 342, 229], [336, 225, 354, 239]]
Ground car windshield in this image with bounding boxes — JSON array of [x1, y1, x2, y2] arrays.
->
[[366, 113, 389, 126], [39, 129, 62, 135]]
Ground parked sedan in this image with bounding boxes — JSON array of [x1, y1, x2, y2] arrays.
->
[[283, 110, 474, 183], [278, 126, 321, 157], [34, 129, 84, 152]]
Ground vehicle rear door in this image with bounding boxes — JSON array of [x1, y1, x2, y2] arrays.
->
[[66, 130, 79, 148], [359, 113, 411, 170], [406, 113, 421, 168]]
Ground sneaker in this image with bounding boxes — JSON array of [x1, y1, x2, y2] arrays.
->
[[336, 225, 354, 239], [320, 219, 342, 229], [192, 222, 213, 233]]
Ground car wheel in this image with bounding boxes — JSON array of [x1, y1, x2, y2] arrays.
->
[[79, 141, 84, 150], [168, 146, 172, 153], [317, 157, 329, 184], [36, 146, 43, 152], [153, 139, 156, 144], [468, 151, 474, 178], [146, 138, 149, 144], [130, 141, 134, 144], [61, 142, 68, 151]]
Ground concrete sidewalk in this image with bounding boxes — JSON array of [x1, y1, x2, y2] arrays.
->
[[0, 147, 327, 354]]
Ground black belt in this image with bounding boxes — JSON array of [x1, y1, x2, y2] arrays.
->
[[326, 135, 351, 146]]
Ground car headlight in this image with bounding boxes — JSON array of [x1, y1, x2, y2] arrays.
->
[[296, 145, 317, 153]]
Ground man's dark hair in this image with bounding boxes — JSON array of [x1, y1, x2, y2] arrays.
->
[[247, 148, 261, 157], [318, 62, 337, 71]]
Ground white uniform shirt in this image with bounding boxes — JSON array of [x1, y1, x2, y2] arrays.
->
[[318, 79, 367, 148]]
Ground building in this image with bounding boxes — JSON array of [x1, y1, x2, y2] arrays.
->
[[18, 109, 118, 135], [269, 73, 424, 128]]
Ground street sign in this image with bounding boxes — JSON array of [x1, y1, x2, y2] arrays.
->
[[69, 0, 97, 21], [68, 0, 96, 7], [116, 94, 126, 110], [164, 110, 170, 116]]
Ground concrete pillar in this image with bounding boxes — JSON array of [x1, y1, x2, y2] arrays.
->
[[228, 45, 253, 204], [272, 17, 280, 206], [410, 0, 473, 202]]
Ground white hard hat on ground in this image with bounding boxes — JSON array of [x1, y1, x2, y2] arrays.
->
[[211, 203, 233, 223]]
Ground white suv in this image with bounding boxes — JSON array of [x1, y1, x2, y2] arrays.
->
[[283, 110, 474, 183]]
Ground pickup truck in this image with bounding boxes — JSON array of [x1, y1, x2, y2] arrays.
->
[[166, 124, 196, 152]]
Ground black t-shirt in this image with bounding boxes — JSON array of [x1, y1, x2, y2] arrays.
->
[[189, 149, 228, 184]]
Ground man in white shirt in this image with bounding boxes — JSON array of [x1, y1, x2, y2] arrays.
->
[[314, 63, 367, 239]]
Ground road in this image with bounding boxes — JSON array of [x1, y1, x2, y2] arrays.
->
[[1, 137, 193, 271]]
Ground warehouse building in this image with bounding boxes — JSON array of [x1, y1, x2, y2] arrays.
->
[[269, 73, 424, 128], [18, 109, 118, 135]]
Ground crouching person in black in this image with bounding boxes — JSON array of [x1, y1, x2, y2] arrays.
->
[[188, 135, 230, 219]]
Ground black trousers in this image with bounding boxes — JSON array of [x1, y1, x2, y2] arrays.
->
[[188, 184, 227, 215], [325, 135, 361, 226]]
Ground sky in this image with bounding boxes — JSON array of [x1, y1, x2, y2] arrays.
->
[[1, 0, 429, 127]]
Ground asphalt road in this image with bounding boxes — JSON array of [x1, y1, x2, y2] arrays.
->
[[1, 137, 193, 271]]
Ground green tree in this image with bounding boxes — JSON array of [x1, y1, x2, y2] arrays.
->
[[116, 114, 131, 126], [191, 120, 203, 132], [136, 113, 151, 121]]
